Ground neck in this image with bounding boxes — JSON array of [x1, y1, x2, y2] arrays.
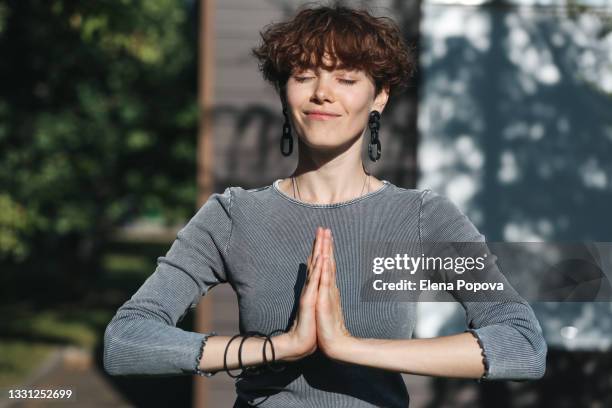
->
[[290, 137, 371, 204]]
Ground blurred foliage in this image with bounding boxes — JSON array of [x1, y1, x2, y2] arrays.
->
[[0, 193, 33, 261], [0, 0, 198, 295], [0, 341, 56, 387], [0, 241, 182, 388]]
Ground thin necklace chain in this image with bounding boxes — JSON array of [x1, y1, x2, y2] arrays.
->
[[291, 172, 370, 203]]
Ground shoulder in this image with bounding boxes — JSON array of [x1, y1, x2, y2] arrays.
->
[[226, 184, 274, 204], [202, 183, 271, 203], [412, 188, 484, 242], [382, 183, 437, 209], [187, 185, 270, 231], [389, 186, 456, 206], [200, 183, 276, 214], [417, 188, 465, 217], [383, 185, 468, 220]]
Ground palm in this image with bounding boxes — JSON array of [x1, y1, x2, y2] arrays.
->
[[284, 227, 351, 361], [284, 228, 324, 360]]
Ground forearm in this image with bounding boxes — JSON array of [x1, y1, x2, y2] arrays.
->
[[331, 332, 485, 379], [198, 334, 292, 374]]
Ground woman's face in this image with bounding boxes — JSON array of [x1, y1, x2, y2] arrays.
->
[[284, 56, 388, 153]]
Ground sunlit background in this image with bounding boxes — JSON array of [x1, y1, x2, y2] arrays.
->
[[1, 0, 611, 407]]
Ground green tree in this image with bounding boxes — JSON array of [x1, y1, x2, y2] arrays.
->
[[0, 0, 199, 300]]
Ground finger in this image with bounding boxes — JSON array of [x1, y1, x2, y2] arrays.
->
[[323, 230, 336, 288], [329, 231, 337, 283], [307, 227, 320, 270], [307, 254, 320, 285], [308, 227, 319, 266], [322, 230, 330, 259], [312, 253, 323, 286], [316, 227, 324, 255], [311, 227, 324, 268], [319, 254, 330, 289], [328, 258, 337, 295], [325, 253, 339, 299], [305, 254, 322, 299], [317, 257, 330, 307], [324, 259, 336, 307]]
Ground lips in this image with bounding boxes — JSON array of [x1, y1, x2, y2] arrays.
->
[[305, 110, 341, 117]]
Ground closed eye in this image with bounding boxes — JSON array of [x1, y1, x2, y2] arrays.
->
[[294, 77, 357, 86]]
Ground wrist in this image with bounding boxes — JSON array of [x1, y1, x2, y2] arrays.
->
[[325, 335, 359, 363], [271, 333, 294, 362]]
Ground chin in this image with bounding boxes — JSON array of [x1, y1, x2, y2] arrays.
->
[[301, 137, 340, 150], [298, 129, 358, 150]]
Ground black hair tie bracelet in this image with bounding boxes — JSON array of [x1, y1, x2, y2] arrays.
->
[[223, 333, 245, 379], [263, 329, 287, 373], [224, 330, 288, 378], [238, 331, 268, 377]]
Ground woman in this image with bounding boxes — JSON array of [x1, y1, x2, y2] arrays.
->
[[103, 4, 547, 407]]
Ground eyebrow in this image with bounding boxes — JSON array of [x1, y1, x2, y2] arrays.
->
[[294, 67, 359, 75]]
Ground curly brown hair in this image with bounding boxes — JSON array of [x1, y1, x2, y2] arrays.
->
[[251, 2, 416, 99]]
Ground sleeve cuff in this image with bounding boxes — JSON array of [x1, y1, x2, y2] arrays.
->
[[466, 329, 490, 383], [194, 332, 218, 377]]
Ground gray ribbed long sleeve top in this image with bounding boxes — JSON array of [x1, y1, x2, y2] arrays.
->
[[103, 179, 547, 407]]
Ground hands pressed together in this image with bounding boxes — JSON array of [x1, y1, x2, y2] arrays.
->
[[198, 227, 490, 380], [281, 226, 353, 362]]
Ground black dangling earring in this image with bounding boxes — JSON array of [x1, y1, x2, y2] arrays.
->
[[280, 108, 293, 156], [368, 110, 381, 162]]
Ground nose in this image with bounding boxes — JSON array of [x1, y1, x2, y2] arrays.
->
[[312, 77, 335, 103]]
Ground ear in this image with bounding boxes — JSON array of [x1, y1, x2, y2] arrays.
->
[[373, 85, 390, 114]]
